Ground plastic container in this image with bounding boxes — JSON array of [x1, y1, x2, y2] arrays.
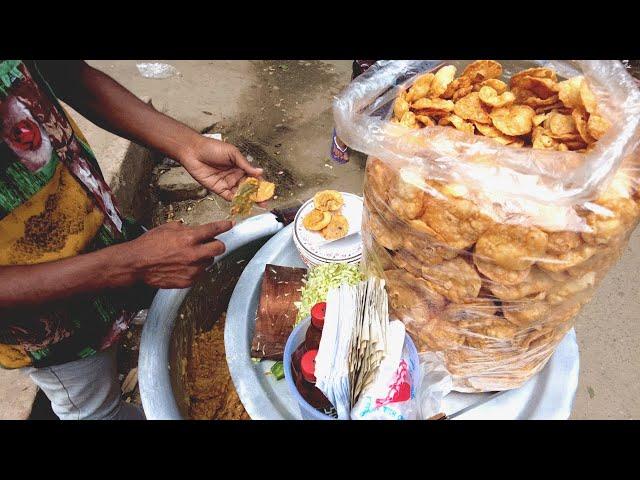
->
[[283, 316, 420, 420]]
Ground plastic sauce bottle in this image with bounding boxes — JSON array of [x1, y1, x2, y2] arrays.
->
[[296, 350, 335, 415], [304, 302, 326, 351], [290, 302, 336, 417]]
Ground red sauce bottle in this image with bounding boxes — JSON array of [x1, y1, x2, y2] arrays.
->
[[295, 350, 335, 415], [304, 302, 326, 351], [290, 302, 336, 417]]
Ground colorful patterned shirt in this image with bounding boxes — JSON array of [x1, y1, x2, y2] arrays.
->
[[0, 60, 151, 369]]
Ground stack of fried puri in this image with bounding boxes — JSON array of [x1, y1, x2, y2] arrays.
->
[[363, 153, 639, 391]]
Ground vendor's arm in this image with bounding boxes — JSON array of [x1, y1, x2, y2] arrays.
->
[[35, 60, 263, 200], [0, 220, 231, 315]]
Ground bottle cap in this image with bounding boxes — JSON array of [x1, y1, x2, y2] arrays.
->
[[310, 302, 326, 329], [301, 349, 318, 383]]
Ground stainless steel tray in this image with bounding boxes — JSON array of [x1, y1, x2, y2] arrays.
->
[[225, 224, 580, 420]]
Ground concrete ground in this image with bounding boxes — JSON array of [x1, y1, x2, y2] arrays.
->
[[1, 60, 638, 419]]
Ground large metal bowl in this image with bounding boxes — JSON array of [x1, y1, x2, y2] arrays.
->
[[138, 214, 283, 419]]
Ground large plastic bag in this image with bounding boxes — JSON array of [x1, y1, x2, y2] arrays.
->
[[334, 60, 640, 392]]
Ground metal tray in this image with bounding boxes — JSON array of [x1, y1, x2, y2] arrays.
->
[[225, 224, 580, 420]]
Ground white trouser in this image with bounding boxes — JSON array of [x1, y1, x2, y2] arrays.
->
[[25, 346, 145, 420]]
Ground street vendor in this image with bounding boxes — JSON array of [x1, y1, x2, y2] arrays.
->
[[0, 60, 263, 420]]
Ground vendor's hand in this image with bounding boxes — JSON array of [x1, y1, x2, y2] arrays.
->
[[180, 136, 264, 201], [119, 220, 234, 289]]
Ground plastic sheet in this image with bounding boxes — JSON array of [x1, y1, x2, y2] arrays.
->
[[334, 60, 640, 392], [136, 62, 180, 79]]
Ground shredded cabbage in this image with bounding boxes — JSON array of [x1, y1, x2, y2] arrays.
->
[[294, 263, 364, 325]]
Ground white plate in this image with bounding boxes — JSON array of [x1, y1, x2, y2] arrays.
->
[[293, 193, 363, 263], [225, 224, 580, 420]]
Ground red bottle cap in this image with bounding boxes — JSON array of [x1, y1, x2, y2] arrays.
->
[[310, 302, 326, 329], [301, 349, 318, 383]]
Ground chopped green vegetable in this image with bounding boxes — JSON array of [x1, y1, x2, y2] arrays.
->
[[271, 361, 285, 380], [294, 263, 364, 325], [230, 180, 259, 217], [251, 357, 262, 364]]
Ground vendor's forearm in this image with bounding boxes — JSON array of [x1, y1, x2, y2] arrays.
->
[[38, 60, 201, 163], [0, 243, 137, 313]]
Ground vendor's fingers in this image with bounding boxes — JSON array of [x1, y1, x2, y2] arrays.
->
[[231, 148, 264, 177], [190, 220, 234, 243], [219, 188, 234, 201], [224, 168, 247, 189], [211, 169, 245, 200], [194, 239, 226, 259]]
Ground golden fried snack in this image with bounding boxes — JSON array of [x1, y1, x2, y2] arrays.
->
[[365, 211, 402, 250], [545, 231, 583, 255], [429, 65, 457, 98], [538, 243, 597, 273], [572, 108, 595, 144], [580, 80, 598, 114], [478, 86, 515, 108], [474, 257, 531, 286], [510, 67, 557, 85], [231, 177, 275, 216], [321, 213, 349, 240], [461, 316, 519, 349], [412, 97, 455, 114], [365, 157, 397, 203], [399, 111, 419, 129], [461, 60, 503, 83], [412, 319, 465, 351], [314, 190, 344, 212], [251, 180, 276, 202], [546, 111, 579, 139], [418, 184, 493, 250], [390, 61, 613, 154], [566, 246, 619, 279], [473, 121, 503, 138], [488, 268, 554, 301], [389, 248, 426, 279], [546, 271, 596, 305], [401, 229, 458, 265], [587, 115, 611, 140], [480, 78, 508, 94], [489, 105, 536, 136], [442, 76, 473, 100], [405, 73, 435, 103], [453, 92, 491, 124], [421, 257, 482, 303], [510, 75, 558, 100], [384, 268, 447, 321], [475, 224, 548, 271], [385, 270, 458, 351], [303, 209, 332, 231], [557, 76, 584, 109], [502, 299, 550, 327], [389, 170, 426, 220], [581, 196, 639, 246], [416, 115, 436, 127], [393, 96, 410, 120], [439, 114, 475, 135]]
